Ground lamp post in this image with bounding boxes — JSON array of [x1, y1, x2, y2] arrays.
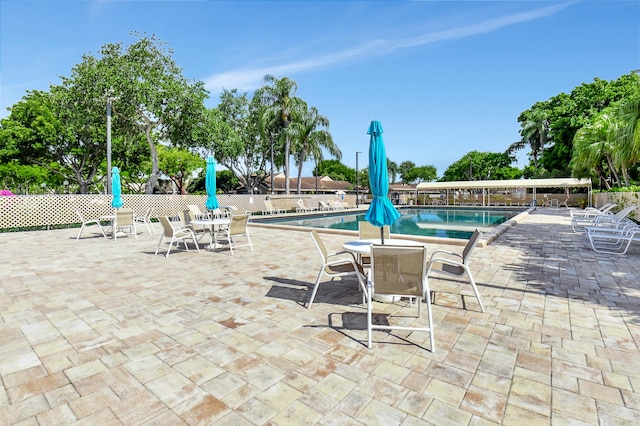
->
[[41, 182, 46, 194], [356, 151, 362, 207], [106, 97, 113, 195], [63, 180, 69, 194]]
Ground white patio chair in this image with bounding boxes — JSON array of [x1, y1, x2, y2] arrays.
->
[[182, 209, 209, 241], [214, 213, 253, 255], [586, 224, 640, 255], [75, 210, 107, 240], [134, 207, 155, 234], [426, 229, 485, 313], [307, 230, 367, 309], [358, 221, 391, 268], [113, 208, 137, 240], [367, 244, 434, 350], [262, 199, 282, 215], [155, 216, 201, 257], [296, 199, 316, 212], [187, 204, 208, 219]]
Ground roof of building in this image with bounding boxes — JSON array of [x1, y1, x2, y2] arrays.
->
[[416, 178, 592, 191], [262, 173, 352, 193]]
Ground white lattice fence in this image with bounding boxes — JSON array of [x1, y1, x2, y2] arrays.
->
[[0, 193, 357, 230]]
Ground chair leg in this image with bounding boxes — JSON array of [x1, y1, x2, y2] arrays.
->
[[464, 266, 485, 313], [155, 235, 164, 255], [366, 280, 374, 349], [306, 270, 324, 309], [423, 278, 435, 352]]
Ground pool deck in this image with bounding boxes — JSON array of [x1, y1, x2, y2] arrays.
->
[[1, 207, 640, 425]]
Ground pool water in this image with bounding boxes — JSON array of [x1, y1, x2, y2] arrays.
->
[[256, 207, 522, 239]]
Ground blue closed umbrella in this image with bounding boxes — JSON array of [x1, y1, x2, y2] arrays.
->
[[111, 166, 124, 208], [364, 120, 399, 243], [205, 155, 219, 210]]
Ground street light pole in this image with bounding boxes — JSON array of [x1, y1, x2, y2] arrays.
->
[[356, 151, 362, 207], [106, 97, 113, 195]]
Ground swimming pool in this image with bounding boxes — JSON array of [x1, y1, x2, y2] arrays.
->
[[254, 207, 523, 239]]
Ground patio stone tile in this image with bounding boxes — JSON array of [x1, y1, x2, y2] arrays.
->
[[552, 388, 597, 423], [2, 209, 640, 424]]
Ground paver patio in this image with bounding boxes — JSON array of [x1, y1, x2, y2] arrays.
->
[[1, 208, 639, 425]]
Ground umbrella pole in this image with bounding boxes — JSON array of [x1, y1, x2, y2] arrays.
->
[[380, 226, 384, 244]]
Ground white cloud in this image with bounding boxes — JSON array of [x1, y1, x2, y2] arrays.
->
[[203, 2, 571, 94]]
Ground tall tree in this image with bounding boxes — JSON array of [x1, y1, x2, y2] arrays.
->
[[99, 34, 209, 193], [157, 145, 203, 195], [210, 89, 270, 193], [506, 107, 548, 169], [259, 75, 305, 194], [291, 105, 340, 194], [387, 159, 399, 183], [0, 89, 105, 193], [442, 151, 517, 181]]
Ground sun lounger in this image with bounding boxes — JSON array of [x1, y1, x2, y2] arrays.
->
[[586, 223, 640, 255]]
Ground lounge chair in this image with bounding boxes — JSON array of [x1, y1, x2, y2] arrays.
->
[[262, 199, 282, 215], [367, 244, 434, 350], [155, 216, 201, 257], [570, 203, 619, 233], [318, 200, 332, 211], [75, 210, 107, 240], [426, 229, 485, 312], [296, 199, 316, 212], [307, 230, 366, 309], [214, 213, 253, 255], [586, 223, 640, 255], [588, 206, 636, 229]]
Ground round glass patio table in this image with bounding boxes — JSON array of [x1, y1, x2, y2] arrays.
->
[[342, 238, 426, 303]]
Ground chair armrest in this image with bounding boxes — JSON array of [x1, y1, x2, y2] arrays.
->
[[428, 249, 462, 260], [429, 256, 464, 268], [327, 250, 358, 262]]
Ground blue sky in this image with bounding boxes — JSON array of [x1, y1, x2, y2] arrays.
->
[[1, 1, 638, 179]]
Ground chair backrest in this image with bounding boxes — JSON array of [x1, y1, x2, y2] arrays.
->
[[158, 216, 175, 237], [116, 208, 134, 226], [187, 204, 204, 217], [310, 229, 328, 262], [229, 214, 250, 236], [210, 208, 226, 218], [265, 199, 275, 211], [359, 221, 390, 240], [183, 209, 196, 226], [76, 210, 87, 223], [144, 207, 154, 221], [462, 229, 482, 264], [371, 244, 427, 297], [297, 199, 307, 209], [441, 229, 481, 276]]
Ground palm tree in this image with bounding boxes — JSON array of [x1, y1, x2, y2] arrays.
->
[[506, 109, 549, 168], [617, 97, 640, 176], [259, 75, 305, 194], [290, 105, 341, 194], [571, 110, 626, 188], [387, 159, 399, 183]]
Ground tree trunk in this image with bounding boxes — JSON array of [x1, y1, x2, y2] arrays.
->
[[284, 137, 291, 195], [605, 155, 621, 187], [145, 126, 158, 194], [296, 154, 304, 194]]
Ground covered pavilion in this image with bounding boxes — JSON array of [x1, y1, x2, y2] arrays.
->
[[415, 178, 592, 207]]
